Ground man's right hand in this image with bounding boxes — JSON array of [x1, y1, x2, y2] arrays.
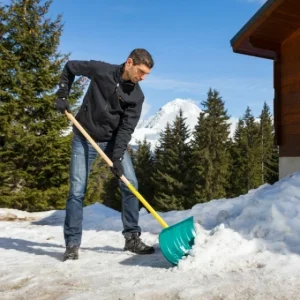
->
[[111, 158, 124, 178], [55, 97, 70, 113]]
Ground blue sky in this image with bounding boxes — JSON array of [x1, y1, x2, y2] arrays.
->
[[47, 0, 271, 120]]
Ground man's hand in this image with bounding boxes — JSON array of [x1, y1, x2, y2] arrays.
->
[[55, 97, 70, 113], [111, 158, 124, 178]]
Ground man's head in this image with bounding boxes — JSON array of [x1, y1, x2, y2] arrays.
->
[[122, 48, 154, 83]]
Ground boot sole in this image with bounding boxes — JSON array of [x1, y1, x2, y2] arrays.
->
[[63, 254, 79, 261], [124, 248, 155, 255]]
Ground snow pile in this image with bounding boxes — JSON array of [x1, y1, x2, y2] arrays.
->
[[2, 172, 300, 299]]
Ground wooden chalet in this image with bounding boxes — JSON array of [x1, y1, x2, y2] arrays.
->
[[231, 0, 300, 178]]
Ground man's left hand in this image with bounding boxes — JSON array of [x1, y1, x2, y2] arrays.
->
[[111, 158, 124, 178]]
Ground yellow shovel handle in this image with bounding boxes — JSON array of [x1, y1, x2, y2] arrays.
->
[[65, 111, 168, 229]]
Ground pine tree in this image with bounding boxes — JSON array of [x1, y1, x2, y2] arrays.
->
[[134, 138, 155, 207], [151, 110, 192, 211], [229, 107, 262, 196], [243, 107, 262, 190], [85, 157, 111, 206], [228, 119, 248, 197], [170, 108, 192, 209], [259, 102, 278, 184], [0, 0, 86, 211], [152, 123, 180, 211], [189, 88, 231, 205]]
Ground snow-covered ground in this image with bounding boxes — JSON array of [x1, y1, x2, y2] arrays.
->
[[2, 173, 300, 299]]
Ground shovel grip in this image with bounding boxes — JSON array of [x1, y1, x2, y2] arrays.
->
[[65, 111, 169, 229]]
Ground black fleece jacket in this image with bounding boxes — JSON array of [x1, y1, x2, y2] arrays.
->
[[56, 60, 144, 160]]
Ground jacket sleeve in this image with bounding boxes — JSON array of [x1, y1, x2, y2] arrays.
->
[[112, 98, 144, 160], [55, 60, 99, 98]]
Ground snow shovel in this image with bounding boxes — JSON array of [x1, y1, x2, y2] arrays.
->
[[65, 111, 196, 265]]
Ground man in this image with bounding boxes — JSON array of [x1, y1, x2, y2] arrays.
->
[[55, 48, 155, 261]]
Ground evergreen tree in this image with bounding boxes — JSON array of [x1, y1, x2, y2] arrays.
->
[[229, 107, 262, 196], [189, 88, 231, 205], [151, 109, 193, 210], [152, 123, 180, 211], [228, 119, 248, 197], [85, 157, 111, 206], [152, 110, 192, 211], [0, 0, 86, 211], [259, 102, 278, 184], [243, 106, 262, 189], [134, 138, 155, 207], [170, 108, 192, 209]]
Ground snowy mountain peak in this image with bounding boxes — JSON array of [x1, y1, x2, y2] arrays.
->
[[130, 98, 238, 150], [132, 98, 202, 149], [137, 98, 202, 130], [159, 98, 200, 113]]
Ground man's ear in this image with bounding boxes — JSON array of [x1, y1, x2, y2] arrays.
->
[[126, 57, 133, 67]]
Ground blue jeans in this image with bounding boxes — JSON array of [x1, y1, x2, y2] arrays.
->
[[64, 130, 141, 247]]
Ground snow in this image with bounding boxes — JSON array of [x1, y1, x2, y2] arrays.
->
[[131, 98, 202, 150], [2, 173, 300, 299], [131, 98, 238, 151]]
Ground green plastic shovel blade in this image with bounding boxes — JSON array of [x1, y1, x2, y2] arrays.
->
[[159, 216, 196, 265]]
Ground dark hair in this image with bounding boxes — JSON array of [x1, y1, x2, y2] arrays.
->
[[128, 48, 154, 69]]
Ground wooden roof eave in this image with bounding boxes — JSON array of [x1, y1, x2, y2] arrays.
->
[[230, 0, 284, 60]]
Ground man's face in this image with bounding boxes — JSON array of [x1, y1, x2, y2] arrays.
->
[[125, 58, 151, 83]]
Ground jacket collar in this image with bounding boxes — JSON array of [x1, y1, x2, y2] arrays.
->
[[115, 63, 135, 94]]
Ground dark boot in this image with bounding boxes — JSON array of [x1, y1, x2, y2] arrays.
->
[[63, 245, 79, 261], [124, 233, 155, 254]]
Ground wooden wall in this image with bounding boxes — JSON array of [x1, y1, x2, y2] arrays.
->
[[279, 29, 300, 156]]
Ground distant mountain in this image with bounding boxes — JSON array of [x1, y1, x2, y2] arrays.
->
[[130, 98, 238, 150], [130, 98, 202, 150]]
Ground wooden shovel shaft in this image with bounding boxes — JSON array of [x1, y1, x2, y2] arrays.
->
[[65, 111, 169, 229]]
